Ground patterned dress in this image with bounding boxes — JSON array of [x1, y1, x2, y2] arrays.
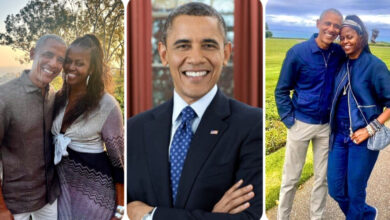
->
[[52, 93, 124, 220]]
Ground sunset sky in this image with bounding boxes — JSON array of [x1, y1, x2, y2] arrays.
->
[[0, 0, 128, 75], [0, 0, 32, 74]]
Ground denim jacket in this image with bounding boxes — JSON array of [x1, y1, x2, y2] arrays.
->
[[330, 50, 390, 138], [275, 34, 345, 128]]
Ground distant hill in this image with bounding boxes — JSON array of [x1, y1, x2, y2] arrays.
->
[[0, 72, 20, 84]]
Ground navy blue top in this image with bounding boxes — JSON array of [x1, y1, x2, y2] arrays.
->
[[334, 64, 351, 136], [334, 88, 351, 135], [275, 34, 345, 128], [335, 92, 349, 121], [330, 51, 390, 134], [334, 59, 356, 131]]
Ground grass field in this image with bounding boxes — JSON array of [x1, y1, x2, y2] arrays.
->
[[265, 38, 390, 210]]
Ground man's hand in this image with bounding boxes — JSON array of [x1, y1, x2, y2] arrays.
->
[[0, 208, 14, 220], [212, 179, 255, 214], [127, 201, 154, 220]]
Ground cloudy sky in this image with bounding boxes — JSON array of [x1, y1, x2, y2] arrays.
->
[[265, 0, 390, 42]]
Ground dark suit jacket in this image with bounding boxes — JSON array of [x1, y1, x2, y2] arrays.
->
[[127, 90, 263, 219]]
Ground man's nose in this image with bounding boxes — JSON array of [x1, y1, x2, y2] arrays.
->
[[48, 57, 61, 68], [329, 24, 338, 33], [187, 47, 205, 64]]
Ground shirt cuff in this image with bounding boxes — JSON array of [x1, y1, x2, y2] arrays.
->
[[142, 207, 157, 220], [282, 115, 295, 129]]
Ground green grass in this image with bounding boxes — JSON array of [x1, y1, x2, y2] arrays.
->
[[265, 38, 390, 210], [266, 144, 314, 210], [370, 45, 390, 69], [265, 38, 302, 154]]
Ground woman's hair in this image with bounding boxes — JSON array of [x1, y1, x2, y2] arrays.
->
[[342, 15, 371, 54], [54, 34, 113, 129]]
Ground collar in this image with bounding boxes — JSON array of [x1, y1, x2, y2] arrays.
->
[[20, 70, 49, 94], [347, 50, 368, 66], [172, 85, 218, 124], [309, 33, 335, 54]]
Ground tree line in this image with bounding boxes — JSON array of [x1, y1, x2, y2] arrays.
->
[[0, 0, 124, 76]]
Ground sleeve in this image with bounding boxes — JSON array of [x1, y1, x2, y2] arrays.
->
[[142, 207, 157, 220], [373, 62, 390, 108], [0, 99, 8, 147], [153, 114, 263, 220], [274, 48, 301, 128], [102, 104, 124, 183]]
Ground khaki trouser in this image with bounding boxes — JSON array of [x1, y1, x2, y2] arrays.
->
[[277, 120, 330, 220], [13, 200, 57, 220]]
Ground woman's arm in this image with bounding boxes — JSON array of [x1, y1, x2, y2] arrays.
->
[[376, 108, 390, 125], [101, 103, 124, 219], [0, 187, 13, 220], [115, 183, 124, 206], [352, 59, 390, 145], [351, 108, 390, 144]]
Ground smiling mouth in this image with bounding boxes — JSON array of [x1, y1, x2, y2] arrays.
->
[[324, 32, 336, 39], [182, 71, 209, 77], [67, 73, 77, 79], [343, 45, 352, 50], [42, 68, 54, 75]]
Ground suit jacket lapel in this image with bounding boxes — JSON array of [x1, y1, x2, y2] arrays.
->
[[175, 91, 230, 208], [144, 100, 173, 207]]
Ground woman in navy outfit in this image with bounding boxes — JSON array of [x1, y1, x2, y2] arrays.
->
[[327, 15, 390, 220]]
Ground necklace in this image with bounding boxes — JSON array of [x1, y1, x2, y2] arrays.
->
[[321, 50, 332, 68], [343, 60, 352, 96], [343, 83, 349, 95]]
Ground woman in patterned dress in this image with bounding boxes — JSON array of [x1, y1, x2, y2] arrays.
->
[[51, 34, 124, 220]]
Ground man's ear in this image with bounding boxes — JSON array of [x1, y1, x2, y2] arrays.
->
[[316, 19, 320, 29], [223, 42, 232, 66], [158, 42, 168, 66], [30, 47, 36, 60]]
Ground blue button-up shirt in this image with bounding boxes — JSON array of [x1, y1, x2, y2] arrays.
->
[[275, 33, 345, 128]]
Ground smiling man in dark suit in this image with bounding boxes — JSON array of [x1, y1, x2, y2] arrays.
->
[[127, 2, 262, 220]]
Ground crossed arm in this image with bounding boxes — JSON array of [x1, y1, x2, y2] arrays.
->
[[128, 118, 262, 220], [128, 179, 255, 220]]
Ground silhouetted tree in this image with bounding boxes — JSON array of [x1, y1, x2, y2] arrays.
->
[[0, 0, 123, 71]]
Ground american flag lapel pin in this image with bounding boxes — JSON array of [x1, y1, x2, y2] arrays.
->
[[210, 130, 219, 135]]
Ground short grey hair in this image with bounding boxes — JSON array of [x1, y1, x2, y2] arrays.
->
[[35, 34, 66, 54], [161, 2, 227, 45], [319, 8, 343, 20]]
